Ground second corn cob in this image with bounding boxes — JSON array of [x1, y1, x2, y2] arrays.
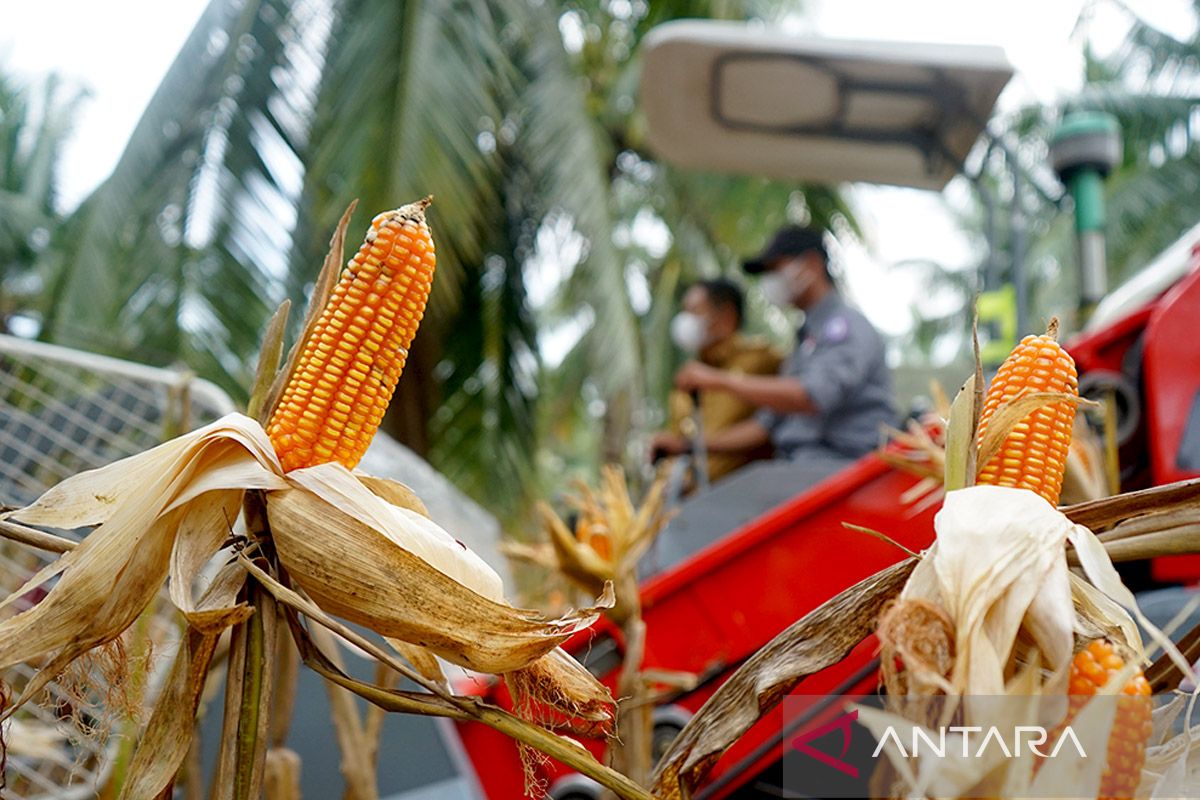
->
[[268, 197, 435, 472], [1066, 639, 1153, 800], [975, 318, 1079, 506]]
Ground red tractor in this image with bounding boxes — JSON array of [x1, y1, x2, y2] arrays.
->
[[453, 22, 1200, 799]]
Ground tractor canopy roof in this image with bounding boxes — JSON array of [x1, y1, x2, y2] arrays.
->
[[640, 20, 1013, 191]]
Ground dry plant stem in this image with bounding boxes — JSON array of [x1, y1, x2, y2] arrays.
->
[[269, 580, 652, 799], [234, 582, 276, 800], [651, 558, 916, 800], [264, 748, 302, 800], [610, 617, 651, 789], [305, 654, 654, 800], [1095, 508, 1200, 541], [270, 609, 300, 747], [210, 577, 277, 800], [238, 556, 465, 709], [1147, 620, 1200, 692], [211, 610, 250, 800], [309, 623, 378, 800], [0, 518, 76, 553], [1095, 528, 1200, 562], [363, 662, 399, 773], [1063, 477, 1200, 529]]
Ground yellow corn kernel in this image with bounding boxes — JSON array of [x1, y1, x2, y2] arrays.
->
[[975, 319, 1078, 506], [267, 197, 435, 472]]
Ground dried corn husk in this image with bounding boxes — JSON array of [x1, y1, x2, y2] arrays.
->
[[267, 464, 611, 673], [506, 646, 615, 732], [0, 413, 612, 717], [512, 466, 670, 625], [0, 414, 285, 706], [872, 482, 1197, 799], [901, 485, 1075, 696]]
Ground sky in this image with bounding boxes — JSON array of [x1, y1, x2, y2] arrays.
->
[[1, 0, 1195, 343]]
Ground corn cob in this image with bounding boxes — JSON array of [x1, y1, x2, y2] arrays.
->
[[268, 198, 435, 472], [975, 318, 1078, 505], [1066, 639, 1153, 800]]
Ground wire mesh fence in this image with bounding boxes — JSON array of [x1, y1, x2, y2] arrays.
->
[[0, 334, 235, 799]]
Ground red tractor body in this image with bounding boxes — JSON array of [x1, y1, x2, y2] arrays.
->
[[454, 230, 1200, 798]]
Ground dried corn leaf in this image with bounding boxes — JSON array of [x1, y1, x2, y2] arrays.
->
[[267, 470, 612, 674], [355, 473, 430, 518], [620, 470, 671, 572], [1069, 571, 1143, 657], [9, 413, 282, 530], [0, 415, 285, 707], [247, 299, 291, 423], [538, 501, 611, 594], [499, 540, 559, 572], [974, 391, 1098, 479], [281, 463, 503, 601], [117, 623, 229, 800], [944, 373, 977, 491], [650, 558, 915, 800], [1067, 521, 1197, 681]]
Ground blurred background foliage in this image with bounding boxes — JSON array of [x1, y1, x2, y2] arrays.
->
[[0, 73, 81, 332], [1, 0, 1197, 531], [905, 0, 1200, 372]]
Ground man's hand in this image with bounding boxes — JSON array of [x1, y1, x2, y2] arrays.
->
[[648, 432, 690, 463], [674, 361, 728, 393]]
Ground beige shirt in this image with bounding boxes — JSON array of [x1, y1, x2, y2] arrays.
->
[[669, 334, 783, 484]]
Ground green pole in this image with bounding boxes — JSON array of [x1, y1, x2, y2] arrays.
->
[[1049, 112, 1122, 322], [1068, 169, 1106, 234]]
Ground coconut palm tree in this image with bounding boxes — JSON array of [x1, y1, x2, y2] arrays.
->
[[0, 71, 79, 333], [32, 0, 849, 526]]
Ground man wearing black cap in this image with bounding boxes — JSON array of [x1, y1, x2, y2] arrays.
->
[[652, 225, 896, 464]]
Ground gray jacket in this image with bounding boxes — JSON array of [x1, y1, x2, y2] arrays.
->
[[756, 291, 896, 459]]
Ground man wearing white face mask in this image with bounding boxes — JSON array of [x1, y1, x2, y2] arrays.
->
[[659, 226, 896, 464], [651, 279, 781, 484]]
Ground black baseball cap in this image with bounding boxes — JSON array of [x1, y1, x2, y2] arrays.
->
[[743, 225, 828, 274]]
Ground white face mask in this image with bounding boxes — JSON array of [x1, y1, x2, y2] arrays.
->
[[670, 312, 709, 354], [759, 261, 815, 309]]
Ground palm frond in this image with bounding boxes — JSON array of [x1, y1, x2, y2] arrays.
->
[[41, 0, 332, 399]]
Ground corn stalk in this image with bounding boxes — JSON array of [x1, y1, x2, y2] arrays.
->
[[0, 202, 649, 800], [506, 466, 677, 794]]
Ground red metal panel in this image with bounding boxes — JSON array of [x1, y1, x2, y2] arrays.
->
[[1143, 256, 1200, 486], [1067, 306, 1154, 374], [456, 456, 939, 796], [1142, 250, 1200, 583]]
